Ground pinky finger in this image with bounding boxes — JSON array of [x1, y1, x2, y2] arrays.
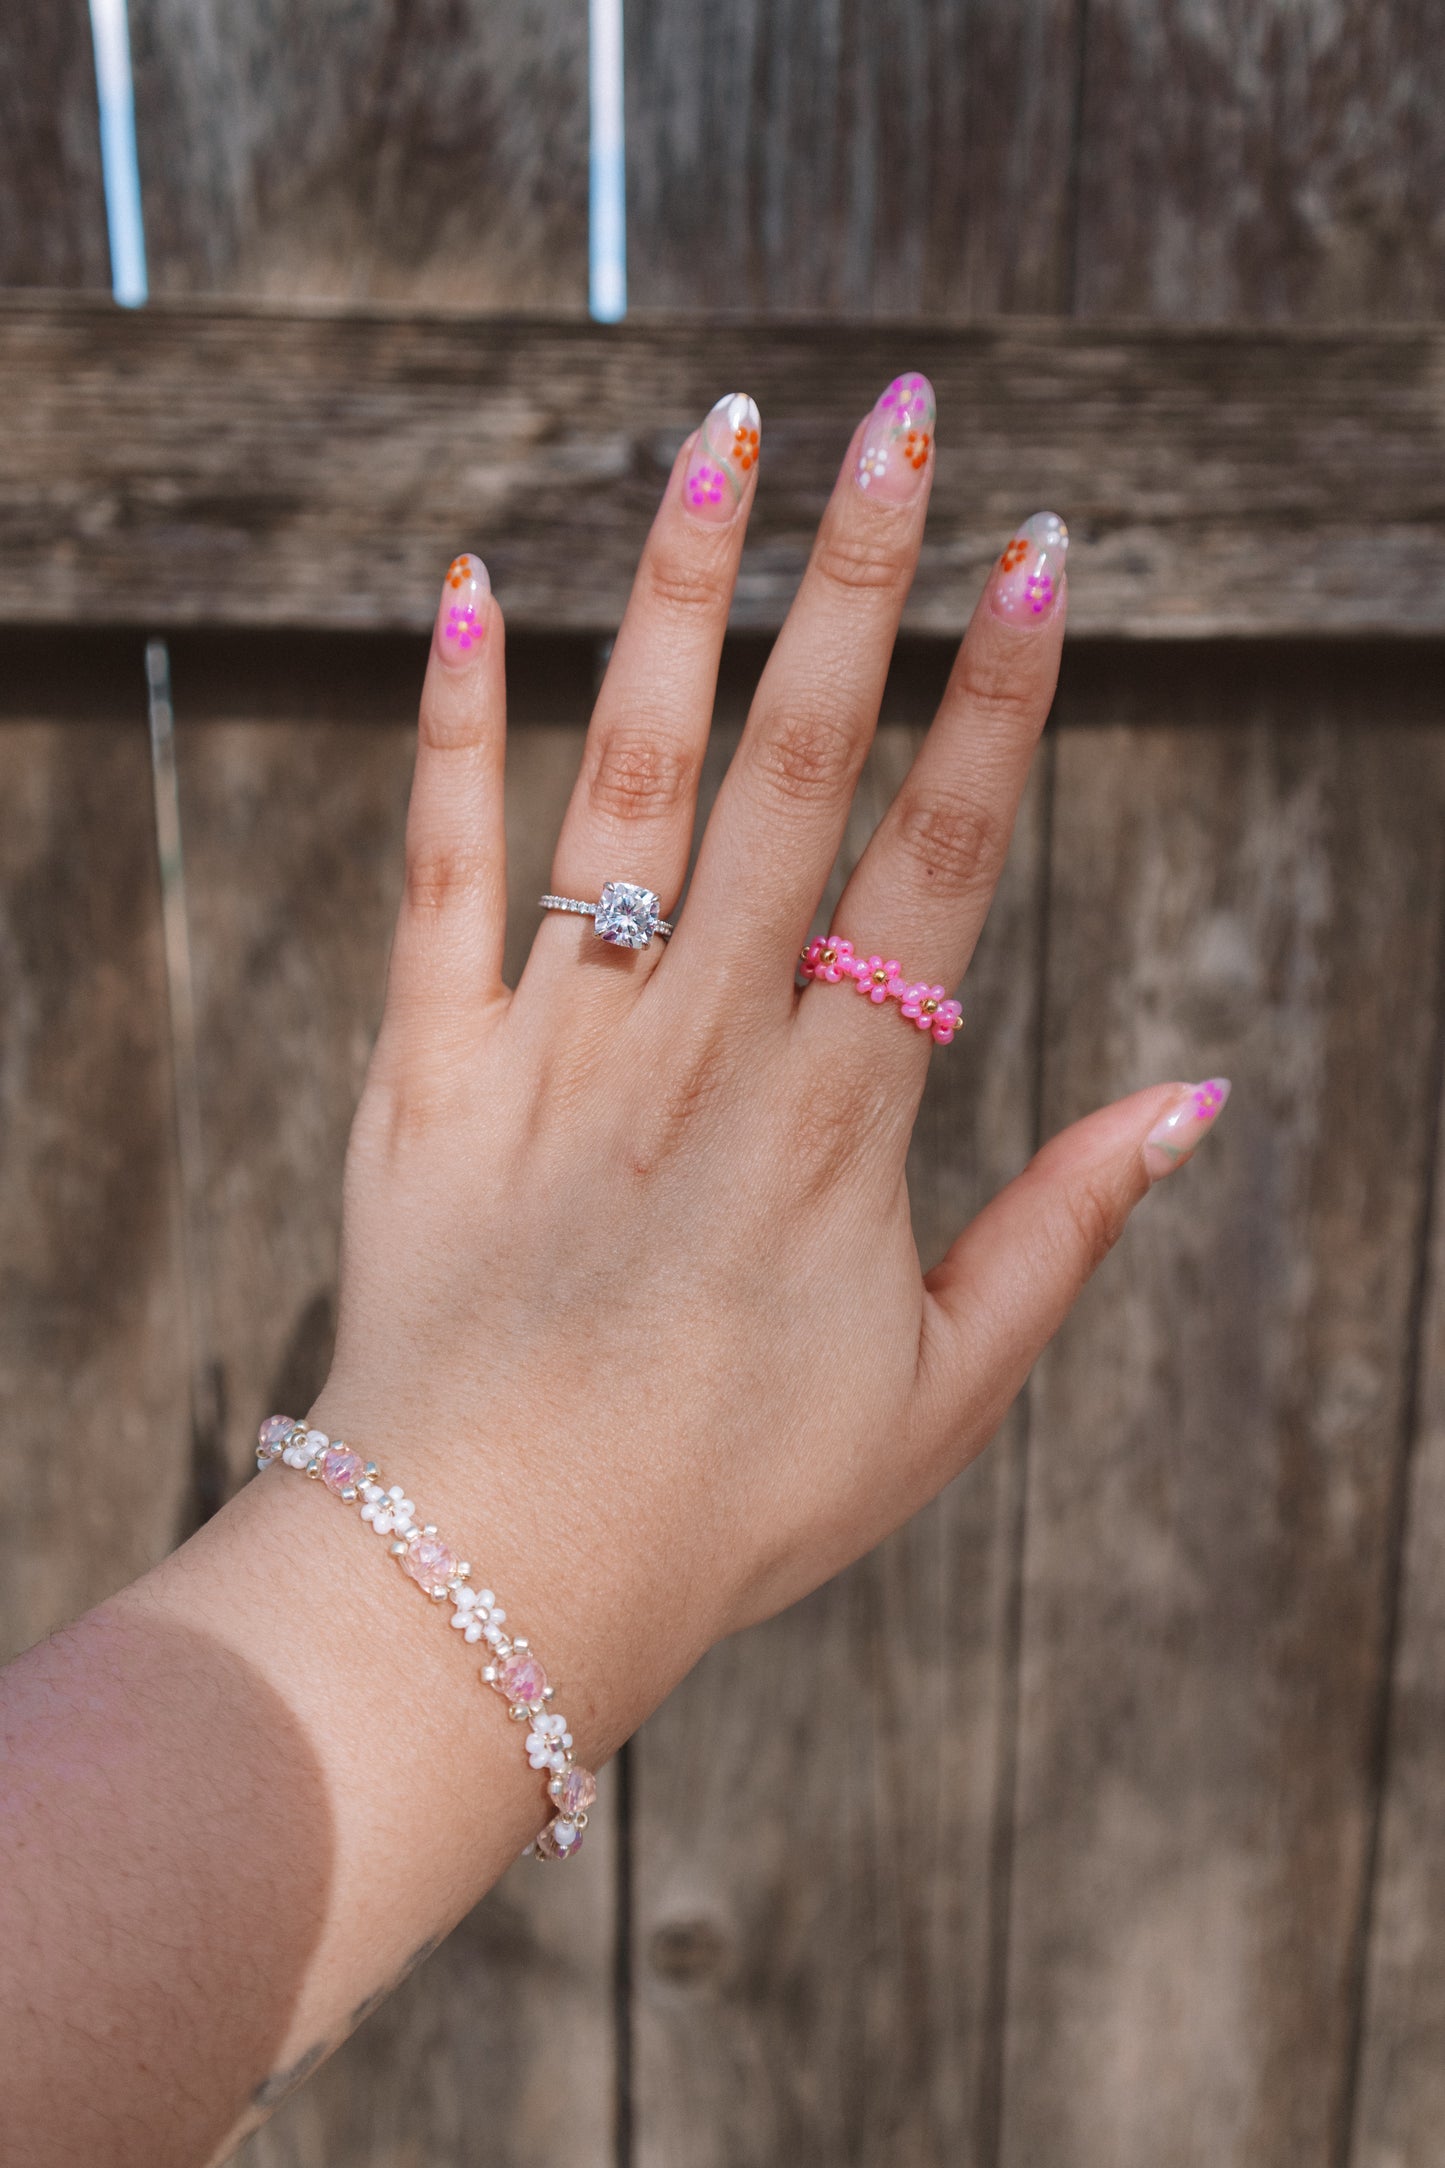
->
[[382, 554, 509, 1057], [916, 1078, 1232, 1446]]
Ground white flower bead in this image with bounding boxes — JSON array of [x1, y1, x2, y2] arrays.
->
[[525, 1711, 573, 1772], [450, 1587, 494, 1644], [359, 1483, 414, 1536]]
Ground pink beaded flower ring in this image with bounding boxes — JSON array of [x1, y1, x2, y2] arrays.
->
[[799, 934, 962, 1044], [256, 1415, 597, 1863]]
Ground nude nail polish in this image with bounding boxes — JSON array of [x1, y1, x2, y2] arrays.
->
[[989, 512, 1068, 623], [682, 393, 761, 523], [1143, 1078, 1231, 1182], [436, 552, 490, 664], [855, 372, 936, 502]]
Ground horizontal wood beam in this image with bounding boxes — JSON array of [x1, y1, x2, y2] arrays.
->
[[3, 298, 1441, 637]]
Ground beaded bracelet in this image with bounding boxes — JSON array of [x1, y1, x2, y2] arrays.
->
[[256, 1415, 597, 1861]]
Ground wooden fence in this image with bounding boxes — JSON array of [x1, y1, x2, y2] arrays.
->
[[3, 3, 1445, 2163]]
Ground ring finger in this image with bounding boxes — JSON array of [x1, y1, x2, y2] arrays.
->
[[802, 511, 1068, 1062]]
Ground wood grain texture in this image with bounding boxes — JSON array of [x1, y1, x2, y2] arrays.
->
[[1001, 705, 1445, 2167], [625, 0, 1079, 315], [128, 0, 589, 308], [1351, 982, 1445, 2161], [0, 0, 109, 290], [169, 707, 617, 2166], [5, 299, 1444, 637], [631, 721, 1046, 2167], [0, 718, 191, 1660], [1074, 0, 1445, 321]]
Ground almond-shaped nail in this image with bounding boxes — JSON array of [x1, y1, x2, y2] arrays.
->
[[1143, 1078, 1231, 1182], [855, 372, 936, 502], [989, 511, 1068, 623], [436, 552, 490, 665], [682, 393, 760, 522]]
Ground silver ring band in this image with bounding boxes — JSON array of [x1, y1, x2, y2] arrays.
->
[[540, 882, 674, 948]]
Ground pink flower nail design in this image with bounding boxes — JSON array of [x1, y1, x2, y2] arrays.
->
[[1143, 1076, 1232, 1181], [436, 552, 490, 663], [990, 513, 1068, 624], [683, 395, 761, 524], [856, 373, 936, 502]]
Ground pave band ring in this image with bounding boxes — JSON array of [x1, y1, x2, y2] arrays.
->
[[540, 882, 674, 949]]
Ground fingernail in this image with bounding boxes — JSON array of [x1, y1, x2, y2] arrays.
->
[[682, 393, 761, 523], [1143, 1078, 1231, 1182], [436, 552, 490, 665], [989, 512, 1069, 623], [855, 372, 936, 502]]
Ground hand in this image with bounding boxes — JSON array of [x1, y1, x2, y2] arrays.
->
[[313, 377, 1229, 1745]]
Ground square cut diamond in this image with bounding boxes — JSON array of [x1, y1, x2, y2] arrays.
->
[[594, 881, 661, 948]]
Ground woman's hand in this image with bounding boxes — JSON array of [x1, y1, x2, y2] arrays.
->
[[317, 376, 1227, 1737], [1, 379, 1228, 2167]]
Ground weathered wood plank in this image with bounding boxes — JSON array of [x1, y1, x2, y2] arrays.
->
[[1001, 704, 1445, 2166], [625, 0, 1079, 315], [1073, 0, 1445, 322], [631, 716, 1046, 2167], [1351, 993, 1445, 2160], [0, 717, 191, 1660], [128, 0, 589, 309], [4, 300, 1443, 638], [0, 1, 110, 290]]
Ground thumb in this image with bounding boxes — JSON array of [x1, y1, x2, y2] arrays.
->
[[918, 1078, 1231, 1442]]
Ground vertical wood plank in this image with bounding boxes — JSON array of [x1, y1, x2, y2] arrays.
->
[[1001, 708, 1445, 2167], [1073, 0, 1445, 321], [128, 0, 589, 307], [632, 721, 1047, 2167], [171, 693, 613, 2168], [0, 0, 109, 290], [625, 0, 1080, 316], [0, 715, 191, 1659], [1351, 920, 1445, 2163]]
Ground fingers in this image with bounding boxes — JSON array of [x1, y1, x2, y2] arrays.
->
[[380, 554, 508, 1056], [809, 512, 1067, 1060], [916, 1079, 1232, 1449], [675, 374, 936, 997], [528, 395, 761, 989]]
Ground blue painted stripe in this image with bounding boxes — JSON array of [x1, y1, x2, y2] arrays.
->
[[88, 0, 148, 305], [588, 0, 626, 321]]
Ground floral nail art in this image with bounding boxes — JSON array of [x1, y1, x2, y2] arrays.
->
[[1143, 1077, 1232, 1181], [855, 373, 936, 503], [990, 512, 1068, 623], [683, 394, 761, 523], [437, 552, 491, 662]]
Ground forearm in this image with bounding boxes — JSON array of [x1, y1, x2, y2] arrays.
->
[[0, 1419, 675, 2167]]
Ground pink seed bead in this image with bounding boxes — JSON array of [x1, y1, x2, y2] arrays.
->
[[320, 1447, 363, 1494], [257, 1414, 294, 1453], [558, 1766, 597, 1816], [498, 1652, 548, 1705], [402, 1534, 458, 1591]]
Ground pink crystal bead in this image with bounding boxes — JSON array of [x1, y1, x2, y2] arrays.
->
[[257, 1414, 294, 1456], [498, 1652, 548, 1705], [402, 1533, 458, 1592], [556, 1766, 597, 1816], [320, 1446, 363, 1494]]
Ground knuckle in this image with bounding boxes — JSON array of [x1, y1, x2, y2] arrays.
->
[[750, 701, 861, 804], [891, 788, 1006, 903], [1061, 1173, 1128, 1276], [404, 844, 481, 917], [810, 528, 908, 598], [954, 642, 1048, 739], [587, 728, 695, 824], [640, 549, 732, 619]]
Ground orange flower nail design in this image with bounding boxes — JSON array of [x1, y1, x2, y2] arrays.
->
[[447, 555, 475, 591], [1000, 539, 1028, 572], [732, 423, 760, 472]]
